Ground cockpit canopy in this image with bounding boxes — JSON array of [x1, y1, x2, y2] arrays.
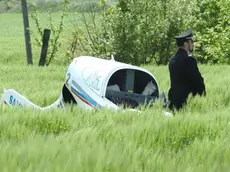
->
[[105, 68, 159, 108], [71, 56, 159, 109]]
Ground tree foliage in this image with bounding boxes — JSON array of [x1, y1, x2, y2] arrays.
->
[[106, 0, 195, 65], [192, 0, 230, 64], [69, 0, 230, 66], [3, 0, 230, 66]]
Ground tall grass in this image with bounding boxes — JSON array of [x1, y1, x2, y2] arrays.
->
[[0, 11, 230, 172], [0, 59, 230, 171]]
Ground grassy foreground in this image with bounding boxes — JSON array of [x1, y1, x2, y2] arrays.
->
[[1, 13, 230, 171], [1, 62, 230, 172]]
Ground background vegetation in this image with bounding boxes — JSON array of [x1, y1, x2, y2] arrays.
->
[[1, 0, 230, 66], [0, 0, 230, 171]]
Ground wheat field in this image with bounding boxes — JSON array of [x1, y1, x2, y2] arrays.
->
[[0, 12, 230, 172]]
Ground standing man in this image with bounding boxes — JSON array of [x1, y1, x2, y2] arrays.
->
[[168, 28, 206, 111]]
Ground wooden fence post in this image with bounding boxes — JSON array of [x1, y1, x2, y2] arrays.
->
[[21, 0, 33, 65], [39, 29, 51, 66]]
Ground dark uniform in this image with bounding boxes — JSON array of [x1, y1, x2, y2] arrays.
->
[[168, 28, 206, 111]]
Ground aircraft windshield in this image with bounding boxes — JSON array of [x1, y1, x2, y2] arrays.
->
[[105, 69, 159, 108]]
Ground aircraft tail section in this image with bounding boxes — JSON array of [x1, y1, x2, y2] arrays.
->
[[0, 89, 65, 111]]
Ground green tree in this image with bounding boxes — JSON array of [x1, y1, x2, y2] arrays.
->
[[192, 0, 230, 64], [70, 0, 196, 65]]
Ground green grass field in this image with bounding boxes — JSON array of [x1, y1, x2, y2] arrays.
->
[[1, 12, 230, 171]]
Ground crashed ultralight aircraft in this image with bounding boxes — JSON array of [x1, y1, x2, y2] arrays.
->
[[0, 56, 170, 114]]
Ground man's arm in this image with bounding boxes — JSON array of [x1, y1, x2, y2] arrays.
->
[[184, 57, 206, 96]]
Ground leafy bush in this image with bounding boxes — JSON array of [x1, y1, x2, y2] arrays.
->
[[69, 0, 196, 65], [69, 0, 230, 66], [5, 0, 230, 66], [192, 0, 230, 64]]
